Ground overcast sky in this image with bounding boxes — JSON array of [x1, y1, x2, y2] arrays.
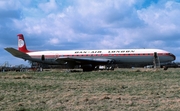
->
[[0, 0, 180, 66]]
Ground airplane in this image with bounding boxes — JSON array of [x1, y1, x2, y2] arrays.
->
[[4, 34, 176, 71]]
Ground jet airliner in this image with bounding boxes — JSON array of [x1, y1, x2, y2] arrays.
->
[[5, 34, 176, 71]]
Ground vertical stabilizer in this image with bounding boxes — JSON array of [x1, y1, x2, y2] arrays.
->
[[17, 34, 29, 53]]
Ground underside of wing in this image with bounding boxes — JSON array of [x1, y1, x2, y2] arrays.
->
[[55, 57, 112, 65], [4, 47, 31, 59]]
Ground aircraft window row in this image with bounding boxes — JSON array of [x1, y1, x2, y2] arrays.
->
[[34, 53, 170, 58], [35, 53, 171, 59]]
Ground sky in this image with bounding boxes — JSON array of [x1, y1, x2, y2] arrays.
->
[[0, 0, 180, 66]]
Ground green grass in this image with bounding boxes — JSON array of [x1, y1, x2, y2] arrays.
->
[[0, 68, 180, 110]]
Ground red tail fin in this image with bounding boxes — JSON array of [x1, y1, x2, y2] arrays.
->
[[17, 34, 29, 53]]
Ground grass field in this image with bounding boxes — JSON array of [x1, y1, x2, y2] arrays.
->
[[0, 68, 180, 111]]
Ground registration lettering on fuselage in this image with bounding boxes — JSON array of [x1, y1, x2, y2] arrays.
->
[[74, 50, 135, 54]]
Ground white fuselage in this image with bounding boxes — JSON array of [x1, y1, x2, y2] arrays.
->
[[27, 49, 175, 65]]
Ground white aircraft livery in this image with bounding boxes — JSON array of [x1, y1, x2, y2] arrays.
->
[[5, 34, 176, 71]]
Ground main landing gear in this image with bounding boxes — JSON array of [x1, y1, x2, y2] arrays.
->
[[81, 64, 115, 72], [94, 65, 114, 71]]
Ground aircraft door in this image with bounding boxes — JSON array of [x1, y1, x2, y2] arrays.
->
[[41, 55, 45, 61], [154, 52, 158, 58]]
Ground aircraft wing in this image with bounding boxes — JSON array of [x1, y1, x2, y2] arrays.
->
[[55, 57, 112, 64], [4, 47, 31, 59]]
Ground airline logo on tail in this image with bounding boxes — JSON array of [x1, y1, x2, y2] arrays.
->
[[17, 34, 29, 53], [18, 39, 24, 48]]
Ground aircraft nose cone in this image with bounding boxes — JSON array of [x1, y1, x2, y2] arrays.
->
[[171, 53, 176, 61]]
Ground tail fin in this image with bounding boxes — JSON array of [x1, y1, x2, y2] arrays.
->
[[17, 34, 30, 53]]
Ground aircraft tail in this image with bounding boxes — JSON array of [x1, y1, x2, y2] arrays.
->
[[17, 34, 30, 53]]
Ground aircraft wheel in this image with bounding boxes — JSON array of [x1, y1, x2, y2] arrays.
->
[[109, 66, 114, 70], [106, 66, 114, 70], [163, 66, 168, 70], [83, 68, 93, 72]]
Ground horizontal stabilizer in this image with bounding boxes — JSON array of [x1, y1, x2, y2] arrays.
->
[[4, 47, 31, 59]]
